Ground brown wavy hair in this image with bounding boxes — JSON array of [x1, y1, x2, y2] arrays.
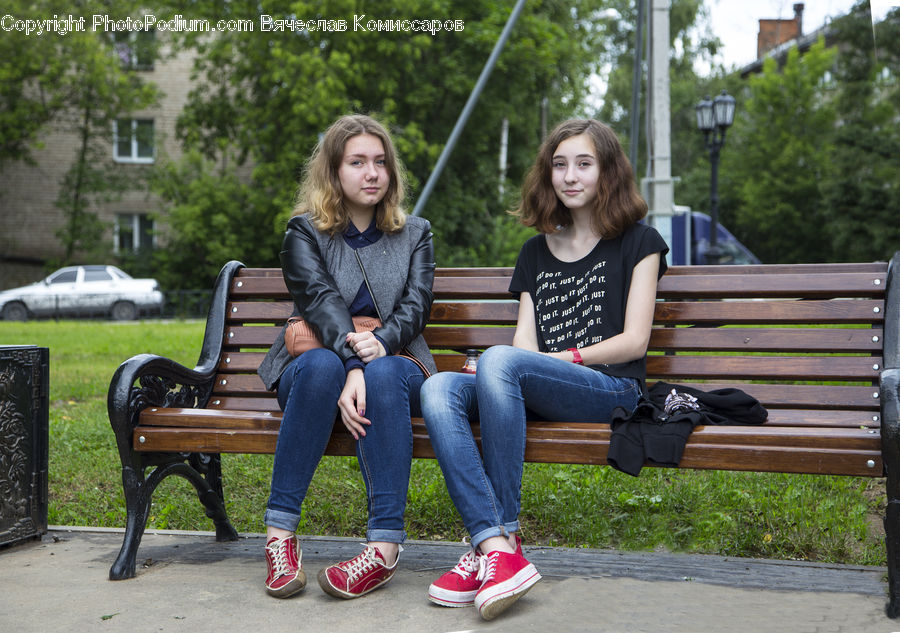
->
[[292, 114, 407, 234], [512, 119, 647, 238]]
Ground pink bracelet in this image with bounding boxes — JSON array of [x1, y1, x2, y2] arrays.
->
[[567, 348, 583, 365]]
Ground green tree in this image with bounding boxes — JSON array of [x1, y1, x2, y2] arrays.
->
[[0, 3, 69, 166], [152, 0, 608, 284], [819, 3, 900, 262], [53, 26, 159, 263], [719, 41, 837, 263], [595, 0, 720, 182], [149, 149, 271, 290], [0, 1, 159, 264]]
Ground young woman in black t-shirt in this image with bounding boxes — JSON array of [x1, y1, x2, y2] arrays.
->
[[420, 119, 668, 620]]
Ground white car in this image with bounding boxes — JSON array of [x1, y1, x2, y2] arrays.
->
[[0, 265, 164, 321]]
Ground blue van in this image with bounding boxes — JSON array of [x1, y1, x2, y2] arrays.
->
[[668, 209, 760, 266]]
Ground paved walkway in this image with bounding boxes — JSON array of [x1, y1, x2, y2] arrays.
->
[[0, 527, 896, 632]]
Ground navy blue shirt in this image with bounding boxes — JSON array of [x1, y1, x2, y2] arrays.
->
[[342, 220, 388, 372]]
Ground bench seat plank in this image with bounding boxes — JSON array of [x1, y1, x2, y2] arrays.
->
[[206, 371, 885, 410], [140, 405, 881, 431], [132, 421, 881, 477], [655, 300, 884, 324]]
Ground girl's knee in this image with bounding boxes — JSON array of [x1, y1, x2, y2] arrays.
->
[[364, 355, 412, 389], [478, 345, 526, 376], [421, 371, 468, 409], [285, 348, 344, 393]]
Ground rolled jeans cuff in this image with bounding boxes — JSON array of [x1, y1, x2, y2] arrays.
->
[[366, 528, 406, 545], [264, 508, 301, 533], [470, 520, 519, 553]]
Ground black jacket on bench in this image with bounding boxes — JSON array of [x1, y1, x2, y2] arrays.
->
[[606, 381, 768, 476]]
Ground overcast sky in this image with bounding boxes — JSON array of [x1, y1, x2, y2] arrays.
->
[[707, 0, 897, 69]]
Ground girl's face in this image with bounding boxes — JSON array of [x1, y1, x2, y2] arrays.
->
[[338, 133, 389, 216], [551, 132, 600, 215]]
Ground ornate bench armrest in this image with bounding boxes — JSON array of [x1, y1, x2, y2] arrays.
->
[[107, 260, 245, 464]]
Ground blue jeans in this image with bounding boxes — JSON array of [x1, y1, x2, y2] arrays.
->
[[265, 348, 424, 544], [420, 345, 641, 551]]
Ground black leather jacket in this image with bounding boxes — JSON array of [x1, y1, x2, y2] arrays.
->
[[257, 213, 436, 390]]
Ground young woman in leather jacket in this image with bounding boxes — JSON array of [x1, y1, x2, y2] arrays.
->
[[257, 114, 436, 600]]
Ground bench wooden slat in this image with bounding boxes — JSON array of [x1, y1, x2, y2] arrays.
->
[[666, 262, 888, 275], [223, 325, 283, 348], [226, 301, 294, 322], [238, 263, 887, 278], [229, 274, 517, 299], [656, 272, 886, 299], [429, 301, 519, 324], [654, 300, 884, 325], [206, 396, 280, 412], [647, 327, 883, 353], [432, 276, 515, 299], [673, 446, 881, 476], [139, 406, 880, 431], [435, 267, 514, 277], [223, 300, 885, 328], [645, 355, 881, 381], [208, 369, 885, 411], [133, 422, 881, 476]]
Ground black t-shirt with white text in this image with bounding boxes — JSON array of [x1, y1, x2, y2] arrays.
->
[[509, 223, 668, 381]]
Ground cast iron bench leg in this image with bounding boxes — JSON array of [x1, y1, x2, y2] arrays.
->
[[882, 368, 900, 617], [108, 457, 238, 580]]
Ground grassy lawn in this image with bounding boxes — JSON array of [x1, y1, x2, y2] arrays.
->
[[0, 320, 886, 565]]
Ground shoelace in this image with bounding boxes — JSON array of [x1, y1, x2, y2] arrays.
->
[[450, 549, 482, 579], [338, 545, 380, 582], [476, 551, 498, 583], [267, 537, 299, 578]]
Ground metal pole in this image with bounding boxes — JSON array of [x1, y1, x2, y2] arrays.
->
[[411, 0, 528, 216], [709, 142, 720, 252], [629, 0, 644, 170]]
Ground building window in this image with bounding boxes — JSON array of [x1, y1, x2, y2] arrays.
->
[[114, 31, 155, 70], [114, 119, 154, 163], [115, 213, 156, 254]]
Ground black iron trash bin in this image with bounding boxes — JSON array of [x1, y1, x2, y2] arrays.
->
[[0, 345, 49, 548]]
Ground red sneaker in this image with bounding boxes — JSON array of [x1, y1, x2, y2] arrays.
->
[[428, 534, 527, 609], [473, 550, 541, 620], [317, 544, 399, 599], [428, 547, 485, 607], [264, 535, 307, 598]]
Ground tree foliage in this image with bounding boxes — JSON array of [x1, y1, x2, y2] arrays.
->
[[53, 14, 159, 263], [717, 2, 899, 263], [0, 2, 69, 165], [0, 0, 159, 265], [150, 0, 610, 286], [595, 0, 720, 182], [819, 2, 900, 262], [721, 41, 837, 263]]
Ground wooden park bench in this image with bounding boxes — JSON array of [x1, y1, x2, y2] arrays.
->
[[107, 254, 900, 615]]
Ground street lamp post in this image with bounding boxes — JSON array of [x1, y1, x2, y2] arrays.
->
[[695, 90, 736, 265]]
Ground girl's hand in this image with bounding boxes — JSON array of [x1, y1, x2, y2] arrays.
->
[[346, 330, 387, 364], [338, 369, 371, 439]]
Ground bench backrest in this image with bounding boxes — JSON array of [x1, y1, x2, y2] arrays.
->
[[208, 262, 888, 434]]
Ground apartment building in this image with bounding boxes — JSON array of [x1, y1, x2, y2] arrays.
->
[[0, 32, 194, 289]]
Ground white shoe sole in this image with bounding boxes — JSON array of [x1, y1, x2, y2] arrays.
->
[[427, 584, 478, 607], [475, 564, 541, 620]]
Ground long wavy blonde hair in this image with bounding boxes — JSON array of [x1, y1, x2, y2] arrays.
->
[[292, 114, 407, 235]]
